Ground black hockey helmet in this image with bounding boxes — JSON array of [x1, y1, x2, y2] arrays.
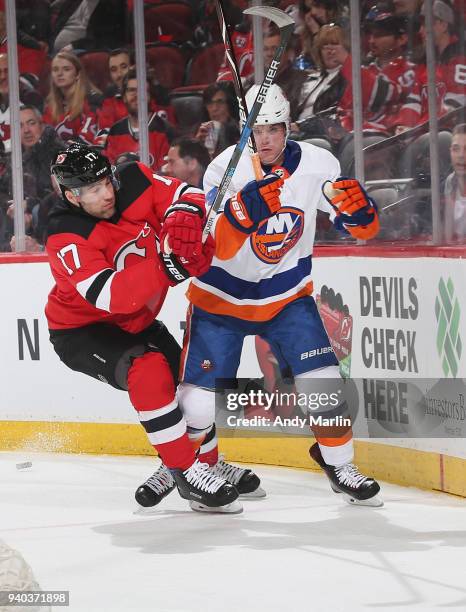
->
[[51, 143, 113, 191]]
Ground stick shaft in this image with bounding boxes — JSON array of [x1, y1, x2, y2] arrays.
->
[[202, 12, 294, 242]]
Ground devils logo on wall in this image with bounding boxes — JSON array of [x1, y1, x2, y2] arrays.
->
[[316, 285, 353, 378]]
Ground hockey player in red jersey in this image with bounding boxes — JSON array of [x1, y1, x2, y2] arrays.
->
[[45, 143, 241, 513]]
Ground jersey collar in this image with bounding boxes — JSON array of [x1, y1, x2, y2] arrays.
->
[[261, 140, 301, 176]]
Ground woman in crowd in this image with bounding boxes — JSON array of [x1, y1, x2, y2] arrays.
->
[[43, 51, 102, 145], [291, 24, 349, 145], [195, 82, 239, 158], [294, 0, 345, 70]]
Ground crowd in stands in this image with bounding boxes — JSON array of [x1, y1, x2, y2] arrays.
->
[[0, 0, 465, 252]]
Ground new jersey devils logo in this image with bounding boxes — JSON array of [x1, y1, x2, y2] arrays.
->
[[114, 223, 156, 270], [251, 206, 304, 264]]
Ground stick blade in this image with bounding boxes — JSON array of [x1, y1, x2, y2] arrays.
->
[[244, 5, 294, 28]]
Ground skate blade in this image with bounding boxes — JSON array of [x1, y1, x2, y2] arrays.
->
[[341, 493, 384, 507], [240, 486, 267, 499], [133, 505, 161, 515], [189, 500, 243, 514]]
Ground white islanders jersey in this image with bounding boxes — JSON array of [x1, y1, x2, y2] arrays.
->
[[186, 140, 340, 321]]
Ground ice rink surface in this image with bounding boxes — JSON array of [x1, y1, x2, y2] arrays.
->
[[1, 451, 465, 612]]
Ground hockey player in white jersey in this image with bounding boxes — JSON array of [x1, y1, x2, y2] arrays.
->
[[136, 84, 383, 509]]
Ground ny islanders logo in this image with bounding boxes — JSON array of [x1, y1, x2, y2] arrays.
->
[[251, 206, 304, 264]]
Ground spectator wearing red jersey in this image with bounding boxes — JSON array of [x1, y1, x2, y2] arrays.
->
[[105, 69, 170, 170], [399, 0, 464, 129], [43, 51, 102, 145], [396, 1, 462, 177], [96, 48, 131, 144], [339, 10, 409, 136], [336, 11, 407, 176], [97, 51, 175, 145], [217, 25, 254, 82], [420, 0, 466, 110]]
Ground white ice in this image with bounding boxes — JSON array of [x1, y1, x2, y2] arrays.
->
[[1, 451, 465, 612]]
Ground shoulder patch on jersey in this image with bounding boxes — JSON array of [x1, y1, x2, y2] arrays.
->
[[46, 205, 99, 240], [108, 117, 130, 136], [250, 206, 304, 264], [147, 113, 166, 133], [116, 162, 152, 212]]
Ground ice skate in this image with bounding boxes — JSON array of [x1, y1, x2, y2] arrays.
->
[[171, 459, 242, 513], [310, 443, 383, 507], [134, 463, 176, 511], [211, 454, 266, 498]]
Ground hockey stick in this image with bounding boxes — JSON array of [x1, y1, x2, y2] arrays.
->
[[202, 5, 294, 243], [215, 0, 262, 180]]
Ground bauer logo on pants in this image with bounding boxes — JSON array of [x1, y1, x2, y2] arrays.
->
[[251, 207, 304, 264]]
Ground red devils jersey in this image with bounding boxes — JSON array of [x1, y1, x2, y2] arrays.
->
[[369, 56, 418, 131], [439, 39, 466, 110], [105, 114, 170, 170], [338, 55, 402, 134], [43, 101, 99, 145], [395, 63, 447, 127], [97, 95, 177, 135], [45, 162, 204, 333], [217, 30, 254, 82]]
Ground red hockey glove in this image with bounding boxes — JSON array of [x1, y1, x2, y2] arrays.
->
[[224, 174, 284, 234], [159, 201, 204, 259], [159, 234, 215, 285], [322, 178, 379, 239]]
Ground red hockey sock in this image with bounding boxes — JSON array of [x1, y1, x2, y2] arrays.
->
[[197, 424, 219, 466], [128, 352, 195, 470]]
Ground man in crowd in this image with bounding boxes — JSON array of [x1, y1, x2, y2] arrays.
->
[[97, 50, 176, 146], [96, 48, 131, 143], [444, 123, 466, 242], [162, 138, 210, 189], [4, 106, 64, 252], [105, 69, 171, 170], [20, 106, 64, 199], [338, 9, 408, 136], [420, 0, 466, 110]]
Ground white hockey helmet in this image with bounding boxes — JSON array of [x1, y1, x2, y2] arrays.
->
[[245, 84, 290, 136]]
